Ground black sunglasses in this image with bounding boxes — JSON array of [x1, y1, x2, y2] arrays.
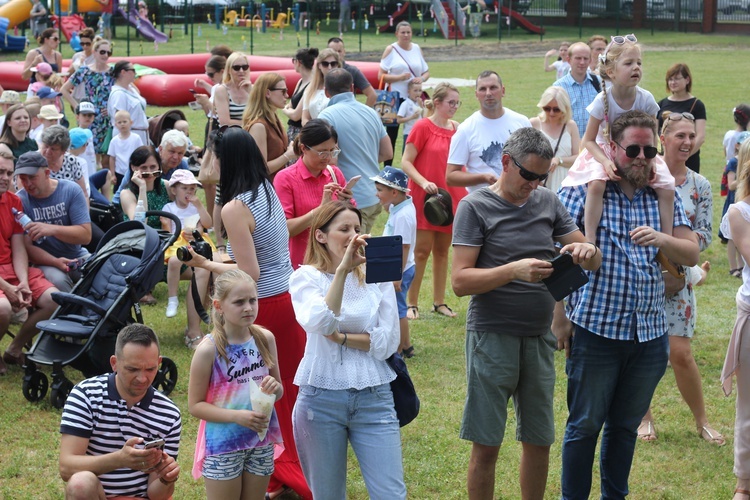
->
[[80, 41, 92, 46], [510, 156, 549, 182], [206, 71, 216, 78], [319, 60, 339, 68], [614, 141, 658, 159], [542, 106, 561, 113], [99, 49, 112, 56], [232, 64, 249, 71], [217, 124, 242, 140], [139, 170, 162, 178]]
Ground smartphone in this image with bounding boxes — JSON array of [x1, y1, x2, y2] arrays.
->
[[344, 175, 361, 190], [365, 235, 402, 284], [188, 101, 202, 111], [143, 438, 165, 450]]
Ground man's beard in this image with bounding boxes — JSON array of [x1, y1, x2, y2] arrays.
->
[[617, 161, 653, 189]]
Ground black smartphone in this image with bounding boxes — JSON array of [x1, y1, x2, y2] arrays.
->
[[365, 235, 403, 284]]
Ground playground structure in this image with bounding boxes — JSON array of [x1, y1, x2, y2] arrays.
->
[[116, 0, 169, 42]]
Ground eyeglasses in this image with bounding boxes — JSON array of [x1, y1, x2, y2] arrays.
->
[[304, 144, 341, 159], [510, 156, 549, 182], [232, 64, 249, 71], [80, 41, 92, 46], [446, 100, 461, 108], [613, 141, 658, 159], [217, 124, 242, 140], [99, 49, 112, 56], [206, 71, 216, 78], [319, 60, 339, 69], [138, 170, 162, 178], [542, 106, 561, 113], [270, 88, 288, 94]]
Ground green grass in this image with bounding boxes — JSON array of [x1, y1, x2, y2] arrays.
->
[[1, 32, 750, 499]]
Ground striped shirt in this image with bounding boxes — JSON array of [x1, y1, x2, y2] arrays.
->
[[60, 373, 181, 498], [558, 182, 691, 342], [227, 180, 293, 298], [224, 84, 246, 121]]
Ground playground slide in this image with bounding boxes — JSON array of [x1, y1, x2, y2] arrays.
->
[[0, 0, 103, 29], [500, 6, 544, 34], [0, 17, 27, 52], [116, 6, 168, 43], [379, 1, 411, 33]]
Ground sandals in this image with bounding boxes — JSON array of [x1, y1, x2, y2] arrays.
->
[[699, 424, 726, 446], [735, 489, 750, 499], [184, 330, 204, 350], [433, 303, 457, 318], [402, 346, 415, 358], [731, 268, 744, 278], [637, 420, 657, 442], [406, 305, 419, 320], [139, 293, 158, 305]]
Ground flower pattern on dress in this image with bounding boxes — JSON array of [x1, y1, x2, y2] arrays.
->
[[68, 66, 115, 150]]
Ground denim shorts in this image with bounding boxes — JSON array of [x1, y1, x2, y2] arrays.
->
[[395, 265, 415, 318], [460, 330, 556, 447], [202, 445, 274, 480]]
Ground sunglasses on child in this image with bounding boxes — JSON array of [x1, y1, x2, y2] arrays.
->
[[510, 156, 549, 182], [232, 64, 249, 71], [614, 141, 658, 159]]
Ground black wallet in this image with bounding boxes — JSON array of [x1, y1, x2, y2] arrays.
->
[[365, 235, 403, 284], [542, 252, 589, 301]]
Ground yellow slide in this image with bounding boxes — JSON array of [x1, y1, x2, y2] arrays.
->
[[0, 0, 103, 29]]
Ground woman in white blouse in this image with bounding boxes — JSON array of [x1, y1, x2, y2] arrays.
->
[[108, 60, 149, 146], [289, 200, 406, 499], [301, 49, 342, 126]]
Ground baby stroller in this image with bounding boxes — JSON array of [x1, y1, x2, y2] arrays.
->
[[148, 109, 186, 147], [22, 211, 181, 409]]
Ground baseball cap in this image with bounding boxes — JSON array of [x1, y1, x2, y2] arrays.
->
[[168, 169, 202, 187], [14, 151, 48, 176], [0, 90, 21, 104], [76, 101, 96, 115], [31, 62, 53, 75], [424, 188, 454, 227], [38, 104, 64, 121], [36, 86, 62, 99], [369, 166, 410, 193], [69, 128, 93, 149]]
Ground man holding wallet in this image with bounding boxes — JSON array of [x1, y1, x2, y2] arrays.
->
[[554, 111, 699, 500], [451, 127, 600, 500]]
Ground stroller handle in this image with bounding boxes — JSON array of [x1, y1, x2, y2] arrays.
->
[[145, 210, 182, 248]]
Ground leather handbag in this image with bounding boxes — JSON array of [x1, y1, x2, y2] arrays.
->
[[386, 352, 420, 427]]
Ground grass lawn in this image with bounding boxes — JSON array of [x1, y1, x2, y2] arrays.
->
[[0, 26, 749, 499]]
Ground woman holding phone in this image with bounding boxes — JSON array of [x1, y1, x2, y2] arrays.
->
[[274, 119, 355, 268]]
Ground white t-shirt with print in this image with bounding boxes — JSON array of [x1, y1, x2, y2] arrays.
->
[[587, 85, 659, 144], [397, 98, 423, 136]]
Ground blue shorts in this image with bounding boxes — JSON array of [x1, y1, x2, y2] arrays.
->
[[101, 12, 112, 27], [395, 265, 415, 319], [202, 445, 274, 480]]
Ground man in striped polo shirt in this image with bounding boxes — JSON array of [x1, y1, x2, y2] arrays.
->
[[59, 324, 182, 499]]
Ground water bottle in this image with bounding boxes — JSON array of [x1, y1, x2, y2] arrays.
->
[[12, 207, 45, 243], [134, 200, 146, 223]]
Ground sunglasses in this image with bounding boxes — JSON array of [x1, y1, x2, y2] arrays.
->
[[613, 141, 658, 159], [139, 170, 162, 178], [124, 67, 136, 73], [611, 33, 637, 45], [270, 87, 288, 94], [305, 144, 341, 159], [80, 41, 92, 46], [217, 124, 243, 140], [49, 37, 59, 41], [663, 111, 695, 123], [206, 71, 216, 78], [319, 60, 339, 68], [291, 57, 297, 63], [542, 106, 561, 113], [99, 49, 112, 56], [232, 64, 249, 71], [510, 156, 548, 182]]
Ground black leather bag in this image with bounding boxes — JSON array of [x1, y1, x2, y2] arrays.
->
[[542, 252, 589, 301]]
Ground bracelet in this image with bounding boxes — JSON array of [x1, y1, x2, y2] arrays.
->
[[282, 152, 290, 162], [159, 476, 178, 485], [216, 244, 226, 250], [341, 333, 348, 346], [585, 241, 598, 253]]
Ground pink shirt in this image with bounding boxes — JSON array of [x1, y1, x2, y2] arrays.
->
[[273, 157, 351, 269]]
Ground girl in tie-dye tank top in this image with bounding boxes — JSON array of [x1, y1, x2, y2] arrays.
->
[[189, 270, 284, 499]]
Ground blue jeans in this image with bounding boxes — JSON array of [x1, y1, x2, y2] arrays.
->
[[561, 324, 668, 500], [89, 169, 110, 205], [293, 384, 406, 500]]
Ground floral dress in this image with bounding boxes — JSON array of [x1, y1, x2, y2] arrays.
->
[[665, 169, 712, 337], [67, 66, 116, 150]]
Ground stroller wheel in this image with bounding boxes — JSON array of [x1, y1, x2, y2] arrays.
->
[[152, 357, 178, 396], [23, 371, 49, 402], [50, 378, 75, 409]]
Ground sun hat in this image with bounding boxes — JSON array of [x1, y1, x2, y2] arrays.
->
[[75, 101, 96, 115], [31, 62, 53, 76], [0, 90, 21, 104], [369, 166, 410, 193], [38, 104, 64, 121], [168, 169, 202, 187], [424, 188, 454, 227], [36, 86, 62, 99], [69, 128, 93, 149], [14, 151, 48, 176]]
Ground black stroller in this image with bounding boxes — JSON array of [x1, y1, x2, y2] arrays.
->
[[22, 211, 181, 409]]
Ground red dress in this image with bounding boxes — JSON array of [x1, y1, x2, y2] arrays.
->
[[406, 118, 466, 233]]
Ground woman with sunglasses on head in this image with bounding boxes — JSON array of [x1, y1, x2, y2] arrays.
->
[[656, 63, 706, 173], [21, 28, 62, 85], [119, 146, 170, 229], [378, 21, 429, 166], [301, 49, 342, 126], [283, 48, 317, 142], [179, 127, 312, 499], [637, 111, 720, 444], [61, 39, 115, 154], [243, 73, 296, 178], [214, 52, 252, 127], [274, 119, 354, 269], [530, 86, 580, 193], [400, 82, 464, 320], [108, 61, 149, 147]]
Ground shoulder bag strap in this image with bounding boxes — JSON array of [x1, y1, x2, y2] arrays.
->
[[552, 123, 566, 156], [391, 45, 419, 78]]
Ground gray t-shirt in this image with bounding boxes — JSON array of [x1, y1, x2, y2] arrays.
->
[[19, 179, 90, 259], [452, 186, 578, 336]]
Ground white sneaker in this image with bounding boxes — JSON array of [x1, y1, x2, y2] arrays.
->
[[166, 300, 179, 318]]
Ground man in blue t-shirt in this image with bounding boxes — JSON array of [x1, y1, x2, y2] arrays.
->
[[16, 151, 92, 293]]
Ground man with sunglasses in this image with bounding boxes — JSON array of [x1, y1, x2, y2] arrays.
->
[[553, 42, 600, 136], [452, 127, 600, 500], [447, 70, 531, 194], [555, 110, 699, 500]]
